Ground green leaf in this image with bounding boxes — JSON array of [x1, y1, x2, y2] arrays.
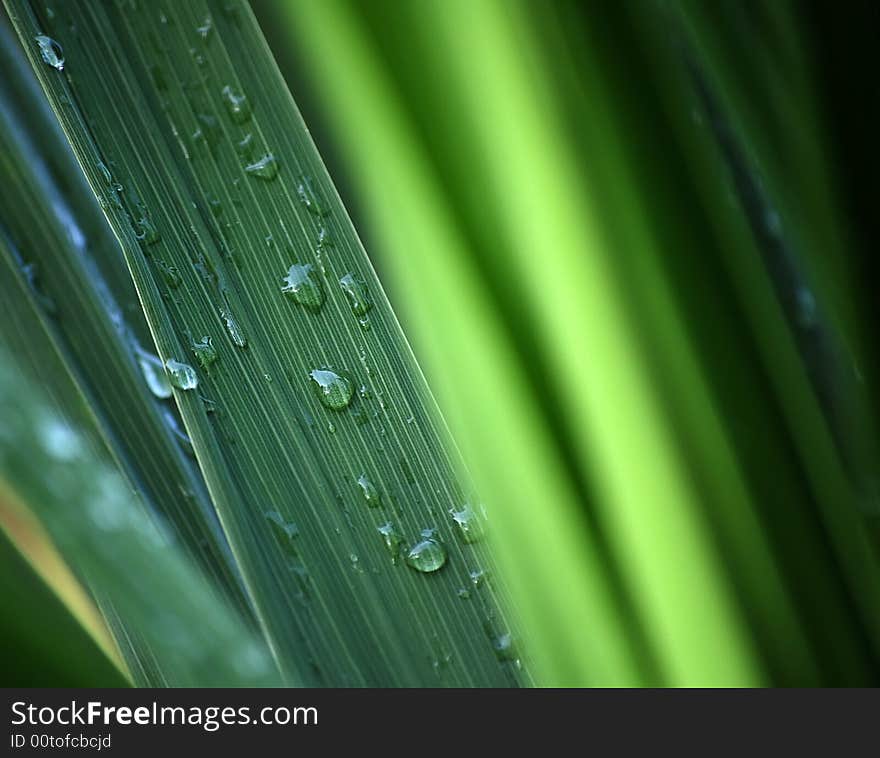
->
[[0, 347, 281, 687], [0, 525, 128, 687], [4, 0, 524, 686]]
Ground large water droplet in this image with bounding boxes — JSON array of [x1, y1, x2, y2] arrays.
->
[[282, 263, 324, 311], [450, 503, 486, 543], [245, 154, 279, 180], [35, 35, 64, 70], [357, 474, 381, 507], [165, 359, 198, 390], [220, 306, 247, 348], [136, 348, 173, 399], [190, 335, 217, 369], [339, 273, 373, 317], [377, 522, 404, 565], [296, 176, 328, 216], [406, 531, 447, 573], [308, 369, 353, 410], [221, 85, 251, 123]]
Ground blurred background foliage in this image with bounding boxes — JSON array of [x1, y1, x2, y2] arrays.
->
[[1, 0, 878, 686]]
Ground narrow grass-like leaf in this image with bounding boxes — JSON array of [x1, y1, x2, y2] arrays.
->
[[0, 524, 127, 687], [5, 0, 524, 686], [0, 23, 247, 619], [273, 0, 880, 684], [0, 347, 280, 687]]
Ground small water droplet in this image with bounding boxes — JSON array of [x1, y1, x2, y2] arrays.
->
[[309, 368, 353, 410], [35, 35, 64, 70], [245, 153, 278, 180], [219, 306, 247, 348], [327, 421, 336, 434], [296, 175, 328, 216], [192, 113, 220, 148], [97, 161, 112, 185], [265, 510, 299, 556], [339, 273, 373, 317], [450, 503, 486, 543], [158, 261, 181, 288], [357, 474, 381, 507], [196, 15, 213, 40], [190, 335, 217, 369], [136, 348, 173, 399], [221, 84, 251, 123], [165, 359, 198, 390], [405, 531, 447, 573], [491, 632, 518, 662], [469, 568, 489, 588], [457, 588, 471, 599], [377, 522, 404, 565], [134, 215, 160, 245], [282, 263, 324, 311], [349, 553, 363, 573], [236, 133, 255, 159]]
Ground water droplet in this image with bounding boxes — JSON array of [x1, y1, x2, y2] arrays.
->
[[97, 161, 112, 185], [296, 176, 328, 216], [450, 503, 486, 543], [236, 133, 255, 159], [469, 568, 489, 588], [245, 153, 278, 180], [457, 588, 471, 599], [221, 85, 251, 123], [136, 348, 173, 399], [358, 384, 372, 399], [357, 474, 381, 507], [308, 368, 353, 410], [377, 522, 404, 565], [196, 16, 212, 40], [158, 261, 181, 288], [219, 306, 247, 348], [192, 113, 220, 148], [491, 632, 518, 662], [165, 359, 198, 390], [405, 531, 447, 573], [35, 35, 64, 70], [339, 273, 373, 317], [190, 335, 217, 369], [134, 215, 160, 245], [327, 421, 336, 434], [349, 553, 363, 573], [282, 263, 324, 311], [265, 510, 299, 556]]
